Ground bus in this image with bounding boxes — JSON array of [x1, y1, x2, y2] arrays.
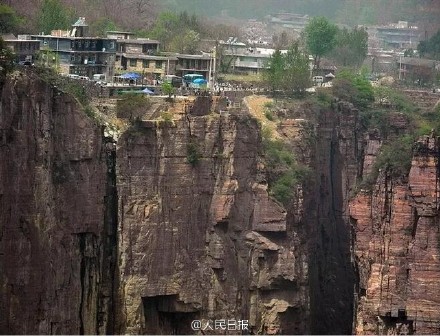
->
[[183, 74, 205, 85]]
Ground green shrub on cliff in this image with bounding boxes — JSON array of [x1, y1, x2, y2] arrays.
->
[[187, 141, 201, 166], [116, 93, 151, 120], [375, 134, 414, 178], [0, 37, 14, 84], [263, 135, 309, 206], [332, 69, 374, 109], [373, 86, 417, 113], [360, 134, 414, 190]]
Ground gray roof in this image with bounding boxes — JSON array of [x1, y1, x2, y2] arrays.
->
[[176, 54, 211, 60], [73, 17, 88, 27], [121, 53, 177, 61], [399, 57, 437, 67], [119, 38, 160, 45], [107, 31, 135, 35], [2, 34, 17, 40]]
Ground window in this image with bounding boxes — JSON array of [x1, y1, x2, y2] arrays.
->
[[143, 60, 150, 68], [155, 61, 163, 68], [130, 59, 137, 67]]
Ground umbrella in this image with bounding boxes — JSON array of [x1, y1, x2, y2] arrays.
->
[[142, 88, 154, 95], [193, 78, 207, 84], [120, 72, 141, 80]]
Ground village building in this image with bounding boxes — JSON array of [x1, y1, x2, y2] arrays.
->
[[397, 57, 440, 84], [30, 17, 117, 78], [366, 21, 421, 50], [175, 54, 211, 78], [2, 34, 40, 63], [107, 31, 171, 80], [266, 13, 310, 33]]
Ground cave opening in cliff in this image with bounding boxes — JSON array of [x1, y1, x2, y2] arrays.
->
[[279, 307, 304, 334], [215, 220, 229, 233], [380, 311, 414, 335], [142, 295, 200, 335]]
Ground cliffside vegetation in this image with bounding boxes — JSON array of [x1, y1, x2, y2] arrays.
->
[[262, 130, 309, 206], [263, 42, 310, 96], [418, 28, 440, 60], [332, 69, 375, 110], [116, 93, 151, 120], [0, 37, 14, 87], [331, 75, 440, 190]]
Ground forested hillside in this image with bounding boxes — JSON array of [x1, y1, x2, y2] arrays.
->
[[3, 0, 440, 36], [165, 0, 440, 32]]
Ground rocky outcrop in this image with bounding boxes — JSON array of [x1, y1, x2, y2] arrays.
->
[[5, 69, 439, 335], [351, 135, 440, 334], [0, 71, 313, 335], [0, 71, 117, 334], [115, 109, 308, 334]]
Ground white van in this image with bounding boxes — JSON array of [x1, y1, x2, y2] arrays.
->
[[93, 74, 106, 82], [313, 76, 324, 83]]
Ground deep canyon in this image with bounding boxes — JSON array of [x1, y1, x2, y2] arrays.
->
[[1, 70, 440, 334]]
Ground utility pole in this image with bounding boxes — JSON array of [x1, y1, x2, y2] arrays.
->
[[208, 52, 213, 89], [213, 42, 217, 87], [399, 55, 402, 80]]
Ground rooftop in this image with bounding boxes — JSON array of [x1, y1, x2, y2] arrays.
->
[[174, 53, 212, 60], [398, 57, 438, 67], [73, 17, 88, 27], [119, 38, 160, 44], [31, 34, 115, 41], [107, 31, 135, 35], [121, 53, 177, 61]]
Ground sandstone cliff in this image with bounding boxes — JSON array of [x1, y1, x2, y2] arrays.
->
[[115, 98, 309, 334], [2, 69, 439, 335], [0, 70, 118, 334], [351, 135, 440, 334], [0, 72, 311, 334]]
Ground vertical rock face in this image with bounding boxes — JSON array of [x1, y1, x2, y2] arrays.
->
[[351, 136, 440, 334], [6, 70, 439, 335], [115, 113, 309, 334], [305, 101, 359, 334], [0, 72, 117, 334]]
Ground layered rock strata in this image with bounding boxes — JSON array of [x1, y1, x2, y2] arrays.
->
[[115, 108, 309, 334], [0, 72, 117, 334], [351, 135, 440, 335]]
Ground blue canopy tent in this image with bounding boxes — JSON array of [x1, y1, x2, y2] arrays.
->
[[120, 72, 141, 80], [142, 87, 154, 95], [190, 78, 208, 89]]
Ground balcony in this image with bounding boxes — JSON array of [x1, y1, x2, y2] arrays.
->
[[176, 64, 209, 71]]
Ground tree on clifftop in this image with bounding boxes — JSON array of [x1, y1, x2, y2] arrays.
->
[[264, 42, 310, 96], [37, 0, 72, 34], [329, 27, 368, 67], [305, 16, 338, 72], [282, 42, 311, 96], [418, 29, 440, 60], [0, 37, 15, 87], [0, 4, 22, 33], [263, 49, 284, 91]]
